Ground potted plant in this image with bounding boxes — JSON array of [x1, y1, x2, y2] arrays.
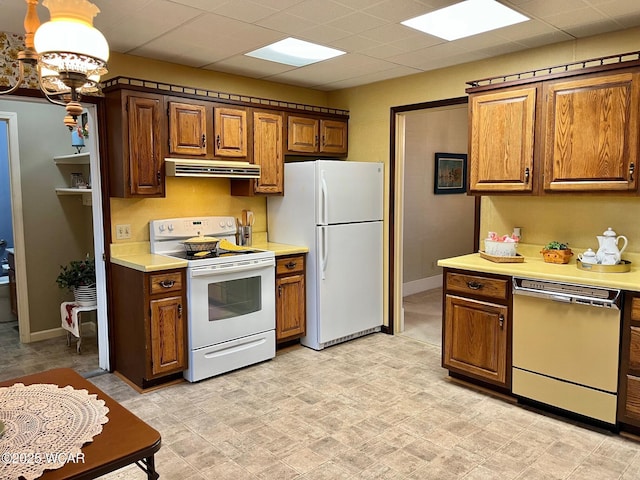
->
[[540, 241, 573, 264], [56, 255, 97, 306]]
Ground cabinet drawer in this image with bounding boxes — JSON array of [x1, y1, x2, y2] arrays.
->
[[446, 272, 508, 300], [626, 375, 640, 419], [276, 256, 305, 276], [149, 272, 183, 295]]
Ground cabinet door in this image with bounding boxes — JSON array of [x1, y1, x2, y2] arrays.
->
[[469, 87, 536, 193], [276, 273, 306, 342], [127, 95, 164, 196], [619, 295, 640, 425], [320, 119, 347, 154], [288, 115, 319, 153], [253, 111, 283, 194], [168, 102, 207, 156], [543, 72, 640, 192], [149, 295, 186, 377], [214, 107, 247, 157], [443, 294, 508, 386]]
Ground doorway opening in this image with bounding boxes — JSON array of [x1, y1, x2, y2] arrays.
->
[[0, 97, 109, 379], [389, 97, 479, 346]]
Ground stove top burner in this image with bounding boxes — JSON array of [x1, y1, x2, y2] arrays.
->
[[167, 248, 258, 260]]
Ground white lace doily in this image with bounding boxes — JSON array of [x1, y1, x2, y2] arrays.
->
[[0, 383, 109, 480]]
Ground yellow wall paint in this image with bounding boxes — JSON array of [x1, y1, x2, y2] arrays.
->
[[111, 177, 267, 242], [106, 52, 332, 108], [481, 196, 640, 253]]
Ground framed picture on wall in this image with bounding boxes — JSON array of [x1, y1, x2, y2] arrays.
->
[[434, 152, 467, 194]]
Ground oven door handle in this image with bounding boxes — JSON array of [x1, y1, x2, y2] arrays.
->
[[190, 260, 274, 277]]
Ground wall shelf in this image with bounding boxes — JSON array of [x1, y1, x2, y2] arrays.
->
[[55, 188, 92, 195], [53, 152, 90, 165]]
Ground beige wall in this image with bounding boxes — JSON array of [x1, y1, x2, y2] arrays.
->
[[0, 98, 94, 333], [402, 106, 474, 288]]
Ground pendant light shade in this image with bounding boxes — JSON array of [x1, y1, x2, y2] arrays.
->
[[0, 0, 110, 126], [35, 0, 109, 77]]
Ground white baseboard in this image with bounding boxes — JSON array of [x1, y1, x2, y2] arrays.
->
[[29, 327, 66, 342], [403, 274, 443, 297]]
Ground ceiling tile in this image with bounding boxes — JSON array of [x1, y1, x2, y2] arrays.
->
[[99, 1, 204, 53], [318, 65, 423, 90], [211, 0, 279, 23], [326, 12, 388, 34], [364, 0, 433, 23], [330, 35, 384, 53], [297, 24, 352, 45], [129, 14, 282, 66], [204, 55, 296, 78], [256, 12, 317, 34], [284, 0, 355, 24]]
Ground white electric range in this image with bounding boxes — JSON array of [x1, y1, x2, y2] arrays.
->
[[150, 216, 275, 382]]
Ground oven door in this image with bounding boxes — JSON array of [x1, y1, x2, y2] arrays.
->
[[187, 257, 275, 350]]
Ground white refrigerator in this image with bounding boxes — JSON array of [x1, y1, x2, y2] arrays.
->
[[267, 160, 384, 350]]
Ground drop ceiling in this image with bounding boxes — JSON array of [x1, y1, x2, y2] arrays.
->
[[1, 0, 640, 91]]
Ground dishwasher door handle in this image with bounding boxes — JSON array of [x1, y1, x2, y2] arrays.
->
[[551, 294, 572, 303]]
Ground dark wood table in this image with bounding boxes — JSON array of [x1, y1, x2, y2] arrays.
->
[[0, 368, 161, 479]]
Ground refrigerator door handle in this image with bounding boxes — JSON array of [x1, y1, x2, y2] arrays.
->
[[320, 226, 328, 280], [320, 171, 328, 225]]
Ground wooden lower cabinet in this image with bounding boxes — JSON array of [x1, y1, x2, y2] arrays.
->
[[618, 294, 640, 428], [111, 264, 187, 389], [442, 269, 511, 389], [275, 254, 306, 343]]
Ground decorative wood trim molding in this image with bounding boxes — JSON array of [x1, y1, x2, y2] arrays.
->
[[102, 76, 350, 117], [466, 50, 640, 92]]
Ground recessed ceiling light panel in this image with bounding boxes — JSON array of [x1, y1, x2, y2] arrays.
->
[[245, 38, 346, 67], [401, 0, 529, 41]]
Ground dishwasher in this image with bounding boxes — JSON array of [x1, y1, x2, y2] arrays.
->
[[512, 277, 622, 425]]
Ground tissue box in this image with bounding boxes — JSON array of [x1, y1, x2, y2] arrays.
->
[[484, 239, 518, 257]]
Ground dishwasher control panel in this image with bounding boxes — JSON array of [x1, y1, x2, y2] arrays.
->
[[513, 277, 621, 309]]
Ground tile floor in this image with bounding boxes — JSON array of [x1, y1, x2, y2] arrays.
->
[[3, 291, 640, 479], [401, 288, 442, 347]]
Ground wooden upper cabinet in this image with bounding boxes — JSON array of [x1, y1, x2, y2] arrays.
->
[[106, 90, 165, 197], [542, 72, 640, 192], [469, 87, 536, 193], [128, 95, 165, 196], [168, 101, 207, 156], [214, 107, 247, 157], [253, 110, 284, 194], [288, 115, 319, 153], [287, 115, 348, 155], [320, 119, 348, 154]]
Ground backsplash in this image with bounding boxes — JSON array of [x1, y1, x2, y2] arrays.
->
[[481, 195, 640, 253], [110, 177, 266, 243]]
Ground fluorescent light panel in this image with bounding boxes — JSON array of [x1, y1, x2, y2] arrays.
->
[[401, 0, 529, 41], [245, 37, 345, 67]]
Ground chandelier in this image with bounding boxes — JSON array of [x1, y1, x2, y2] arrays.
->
[[1, 0, 109, 127]]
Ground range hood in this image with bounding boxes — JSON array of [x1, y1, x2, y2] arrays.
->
[[165, 159, 261, 179]]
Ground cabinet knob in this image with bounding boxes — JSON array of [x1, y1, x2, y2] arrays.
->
[[178, 304, 182, 318], [216, 134, 221, 149], [315, 135, 318, 147], [630, 162, 635, 183], [499, 314, 504, 329], [159, 279, 175, 288], [285, 261, 297, 269], [467, 281, 483, 290], [202, 134, 206, 148], [278, 285, 282, 297], [524, 167, 530, 183]]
